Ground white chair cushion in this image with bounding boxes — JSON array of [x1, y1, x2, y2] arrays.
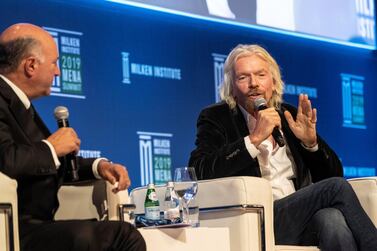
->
[[348, 177, 377, 227]]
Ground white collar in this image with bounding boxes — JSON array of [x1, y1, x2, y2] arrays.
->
[[0, 74, 31, 109]]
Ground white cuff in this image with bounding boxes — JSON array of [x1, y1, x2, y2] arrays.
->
[[301, 142, 319, 152], [42, 140, 61, 169], [92, 158, 108, 179], [244, 136, 261, 159]]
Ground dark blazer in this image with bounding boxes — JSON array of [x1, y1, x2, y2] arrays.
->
[[189, 102, 343, 190], [0, 77, 95, 223]]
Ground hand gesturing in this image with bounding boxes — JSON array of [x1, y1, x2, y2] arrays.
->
[[284, 94, 317, 147]]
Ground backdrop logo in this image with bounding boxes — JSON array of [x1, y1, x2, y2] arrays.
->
[[341, 73, 366, 129], [121, 52, 131, 84], [284, 84, 318, 98], [343, 165, 375, 178], [121, 52, 181, 84], [137, 131, 173, 186], [78, 150, 101, 158], [45, 27, 85, 99], [212, 53, 227, 102]]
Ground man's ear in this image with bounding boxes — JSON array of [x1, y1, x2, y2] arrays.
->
[[23, 57, 39, 77]]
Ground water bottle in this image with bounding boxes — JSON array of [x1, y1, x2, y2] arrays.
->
[[163, 181, 180, 222], [144, 183, 160, 220]]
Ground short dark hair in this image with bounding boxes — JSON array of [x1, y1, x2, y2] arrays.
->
[[0, 37, 40, 74]]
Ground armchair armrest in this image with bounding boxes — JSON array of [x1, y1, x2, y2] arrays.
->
[[196, 176, 273, 209], [348, 177, 377, 227], [130, 176, 273, 213], [196, 176, 275, 251], [0, 172, 20, 251], [55, 180, 129, 221]]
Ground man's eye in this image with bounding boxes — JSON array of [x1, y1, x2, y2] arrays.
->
[[238, 76, 246, 81]]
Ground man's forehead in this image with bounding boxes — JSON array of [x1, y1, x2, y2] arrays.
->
[[236, 53, 266, 63], [235, 56, 269, 70]]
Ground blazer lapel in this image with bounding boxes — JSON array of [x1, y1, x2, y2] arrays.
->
[[230, 105, 249, 138], [31, 104, 51, 137]]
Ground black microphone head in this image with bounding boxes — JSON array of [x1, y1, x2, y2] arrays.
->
[[254, 97, 267, 110], [54, 106, 69, 120]]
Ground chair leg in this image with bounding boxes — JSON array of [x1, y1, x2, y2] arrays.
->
[[0, 203, 15, 251]]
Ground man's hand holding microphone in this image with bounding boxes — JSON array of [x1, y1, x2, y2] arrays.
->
[[46, 106, 130, 191]]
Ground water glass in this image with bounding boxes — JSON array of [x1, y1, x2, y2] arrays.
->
[[173, 167, 199, 226]]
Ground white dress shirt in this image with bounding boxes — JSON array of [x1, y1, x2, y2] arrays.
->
[[239, 105, 297, 200]]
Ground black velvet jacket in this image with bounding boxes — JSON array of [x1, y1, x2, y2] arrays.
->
[[189, 101, 343, 190]]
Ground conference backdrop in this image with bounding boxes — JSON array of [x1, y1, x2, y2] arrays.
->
[[1, 0, 376, 189]]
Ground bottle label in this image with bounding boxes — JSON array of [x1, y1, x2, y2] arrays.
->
[[145, 206, 160, 220]]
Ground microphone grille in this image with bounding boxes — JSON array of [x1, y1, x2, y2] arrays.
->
[[54, 106, 69, 120], [254, 97, 267, 109]]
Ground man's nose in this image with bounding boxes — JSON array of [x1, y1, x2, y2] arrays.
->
[[55, 66, 60, 76], [248, 75, 258, 88]]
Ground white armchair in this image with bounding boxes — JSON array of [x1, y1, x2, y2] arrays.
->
[[130, 176, 377, 251], [0, 171, 129, 251]]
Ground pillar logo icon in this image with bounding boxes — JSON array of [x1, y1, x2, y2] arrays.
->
[[212, 53, 227, 102], [341, 73, 366, 129], [137, 131, 173, 186]]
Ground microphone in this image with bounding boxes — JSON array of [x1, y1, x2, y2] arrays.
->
[[54, 106, 79, 181], [254, 98, 285, 147]]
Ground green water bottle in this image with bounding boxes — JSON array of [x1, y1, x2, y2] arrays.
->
[[144, 183, 160, 220]]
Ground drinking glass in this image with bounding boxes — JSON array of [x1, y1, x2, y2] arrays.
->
[[173, 167, 198, 225]]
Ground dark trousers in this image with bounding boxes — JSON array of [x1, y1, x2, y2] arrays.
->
[[274, 177, 377, 251], [20, 220, 146, 251]]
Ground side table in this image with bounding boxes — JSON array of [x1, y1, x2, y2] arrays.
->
[[138, 227, 230, 251]]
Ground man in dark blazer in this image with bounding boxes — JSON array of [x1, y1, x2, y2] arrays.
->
[[0, 23, 145, 251], [189, 44, 377, 250]]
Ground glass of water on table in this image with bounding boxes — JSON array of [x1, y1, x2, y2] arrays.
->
[[173, 167, 199, 227]]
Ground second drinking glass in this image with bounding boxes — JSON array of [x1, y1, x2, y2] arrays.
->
[[173, 167, 198, 226]]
